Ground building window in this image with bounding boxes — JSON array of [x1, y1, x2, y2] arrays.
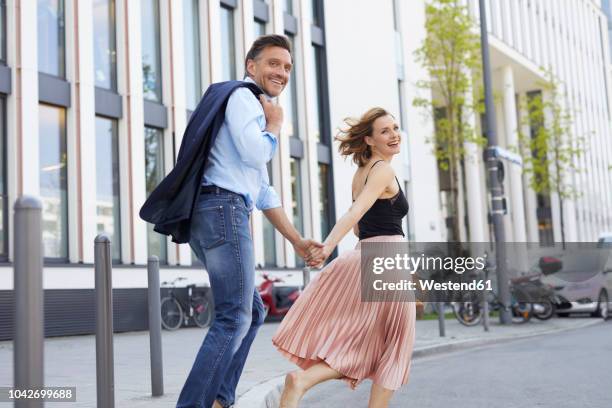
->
[[184, 0, 202, 109], [284, 0, 293, 14], [254, 19, 266, 37], [0, 0, 6, 64], [536, 194, 554, 246], [526, 91, 554, 246], [220, 4, 236, 81], [318, 163, 331, 239], [281, 35, 299, 140], [310, 0, 335, 253], [0, 97, 6, 259], [290, 157, 304, 267], [309, 46, 326, 143], [144, 126, 167, 262], [93, 0, 117, 90], [262, 161, 277, 266], [141, 0, 163, 102], [310, 0, 321, 26], [39, 104, 68, 259], [95, 117, 121, 261], [37, 0, 66, 77]]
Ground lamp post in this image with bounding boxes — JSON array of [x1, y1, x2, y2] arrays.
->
[[478, 0, 512, 324]]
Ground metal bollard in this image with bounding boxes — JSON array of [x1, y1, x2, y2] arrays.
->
[[14, 196, 44, 408], [302, 266, 311, 289], [436, 301, 446, 337], [147, 256, 164, 397], [95, 234, 115, 408]]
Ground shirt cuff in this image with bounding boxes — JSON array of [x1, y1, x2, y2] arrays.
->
[[263, 131, 278, 160], [256, 185, 282, 211]]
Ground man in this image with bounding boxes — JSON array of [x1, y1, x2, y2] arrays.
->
[[176, 35, 321, 408]]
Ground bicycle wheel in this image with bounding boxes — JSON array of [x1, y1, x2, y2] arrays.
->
[[193, 296, 214, 328], [511, 302, 533, 324], [452, 301, 483, 326], [161, 297, 183, 330]]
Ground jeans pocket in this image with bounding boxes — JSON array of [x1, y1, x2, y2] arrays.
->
[[195, 205, 227, 249]]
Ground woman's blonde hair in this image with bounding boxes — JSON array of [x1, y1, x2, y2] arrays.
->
[[335, 107, 392, 167]]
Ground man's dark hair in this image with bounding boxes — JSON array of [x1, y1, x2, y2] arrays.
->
[[244, 34, 292, 75]]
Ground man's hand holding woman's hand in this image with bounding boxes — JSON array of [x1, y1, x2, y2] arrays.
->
[[292, 238, 333, 268], [305, 244, 334, 269], [293, 238, 323, 266]]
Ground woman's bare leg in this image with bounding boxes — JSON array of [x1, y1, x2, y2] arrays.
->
[[280, 362, 343, 408], [367, 382, 394, 408]]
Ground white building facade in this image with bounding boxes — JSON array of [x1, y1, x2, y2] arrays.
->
[[0, 0, 611, 338]]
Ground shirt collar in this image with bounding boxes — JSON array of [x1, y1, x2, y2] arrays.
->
[[243, 76, 273, 101]]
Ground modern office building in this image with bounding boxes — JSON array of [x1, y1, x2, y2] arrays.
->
[[0, 0, 611, 338]]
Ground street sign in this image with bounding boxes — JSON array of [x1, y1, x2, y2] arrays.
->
[[492, 146, 523, 166]]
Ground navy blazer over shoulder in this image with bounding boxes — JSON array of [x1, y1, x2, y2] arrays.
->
[[139, 80, 263, 244]]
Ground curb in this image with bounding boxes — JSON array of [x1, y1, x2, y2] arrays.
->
[[235, 319, 604, 408]]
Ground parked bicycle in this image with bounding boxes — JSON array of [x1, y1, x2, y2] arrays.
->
[[160, 277, 214, 330], [452, 260, 536, 326]]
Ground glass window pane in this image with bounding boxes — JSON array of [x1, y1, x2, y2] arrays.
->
[[284, 0, 293, 14], [37, 0, 66, 77], [263, 161, 276, 266], [0, 2, 6, 63], [93, 0, 117, 90], [309, 46, 324, 143], [290, 158, 304, 267], [318, 163, 330, 239], [310, 0, 320, 26], [184, 0, 202, 109], [142, 0, 163, 101], [144, 126, 167, 262], [0, 98, 6, 257], [39, 104, 68, 259], [284, 35, 299, 138], [95, 117, 121, 261], [254, 20, 266, 38], [220, 5, 236, 81]]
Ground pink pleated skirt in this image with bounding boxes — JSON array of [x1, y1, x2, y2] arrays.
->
[[272, 235, 416, 391]]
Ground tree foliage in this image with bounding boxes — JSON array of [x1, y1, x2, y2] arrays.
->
[[413, 0, 485, 241], [517, 70, 585, 244], [517, 70, 585, 200]]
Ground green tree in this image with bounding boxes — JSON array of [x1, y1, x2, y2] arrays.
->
[[518, 70, 585, 245], [413, 0, 485, 242]]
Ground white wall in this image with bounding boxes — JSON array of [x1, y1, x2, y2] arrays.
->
[[324, 0, 406, 252]]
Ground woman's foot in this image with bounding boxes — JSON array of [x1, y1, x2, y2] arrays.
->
[[280, 371, 307, 408]]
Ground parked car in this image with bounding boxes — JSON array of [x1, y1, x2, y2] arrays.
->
[[538, 250, 611, 319], [598, 232, 612, 245]]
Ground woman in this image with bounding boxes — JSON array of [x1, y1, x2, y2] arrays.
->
[[272, 107, 415, 408]]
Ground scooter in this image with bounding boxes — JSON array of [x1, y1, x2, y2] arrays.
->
[[258, 273, 300, 319]]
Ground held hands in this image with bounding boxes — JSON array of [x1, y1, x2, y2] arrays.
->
[[306, 244, 334, 269], [260, 95, 283, 136], [293, 238, 334, 269], [293, 238, 331, 268]]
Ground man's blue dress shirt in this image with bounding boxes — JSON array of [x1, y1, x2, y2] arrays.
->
[[202, 77, 281, 211]]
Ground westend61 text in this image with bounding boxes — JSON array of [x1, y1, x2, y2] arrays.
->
[[372, 279, 493, 291]]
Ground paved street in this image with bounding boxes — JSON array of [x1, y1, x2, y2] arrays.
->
[[0, 315, 603, 407], [299, 319, 612, 408]]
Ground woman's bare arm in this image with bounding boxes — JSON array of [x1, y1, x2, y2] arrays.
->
[[321, 163, 395, 252]]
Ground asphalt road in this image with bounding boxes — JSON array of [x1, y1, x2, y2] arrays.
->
[[299, 319, 612, 408]]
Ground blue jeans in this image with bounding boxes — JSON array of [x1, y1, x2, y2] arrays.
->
[[177, 190, 266, 408]]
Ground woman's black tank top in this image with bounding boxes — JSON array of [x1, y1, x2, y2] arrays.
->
[[354, 160, 409, 240]]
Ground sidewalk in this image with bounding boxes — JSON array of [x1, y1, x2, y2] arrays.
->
[[0, 316, 602, 407]]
